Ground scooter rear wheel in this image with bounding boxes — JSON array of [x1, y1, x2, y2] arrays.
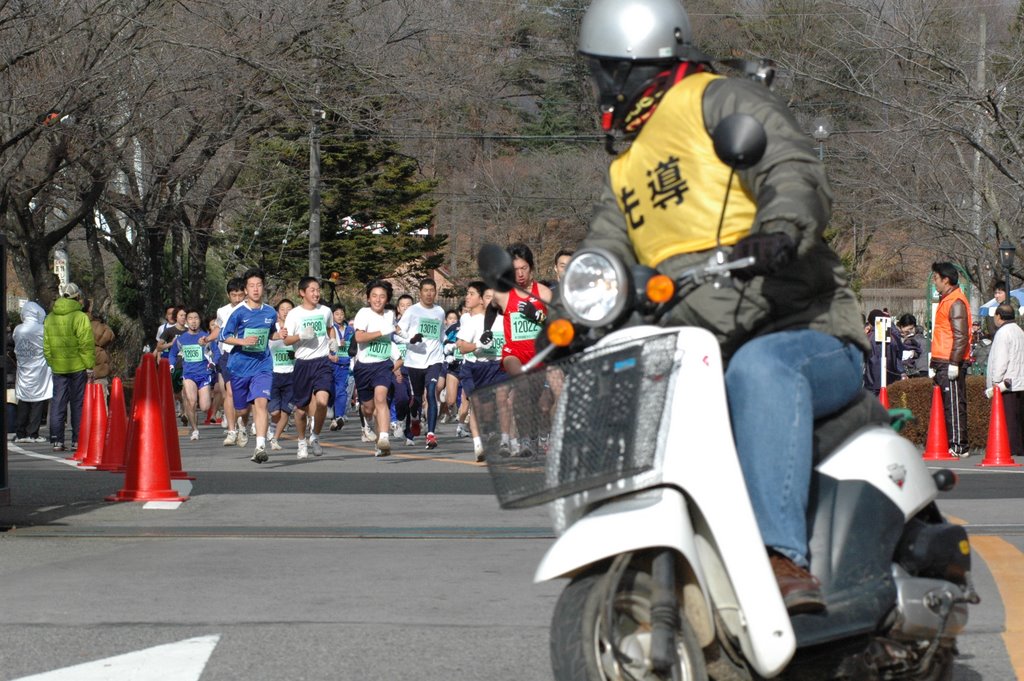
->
[[550, 568, 708, 681]]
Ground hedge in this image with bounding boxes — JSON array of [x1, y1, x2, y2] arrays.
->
[[886, 376, 993, 451]]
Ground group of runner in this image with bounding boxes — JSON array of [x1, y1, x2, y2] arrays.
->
[[160, 242, 562, 464]]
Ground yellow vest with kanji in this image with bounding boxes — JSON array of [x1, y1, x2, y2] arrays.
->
[[609, 72, 758, 267]]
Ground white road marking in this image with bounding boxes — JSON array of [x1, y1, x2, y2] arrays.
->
[[9, 445, 93, 469], [12, 634, 220, 680], [142, 501, 184, 510]]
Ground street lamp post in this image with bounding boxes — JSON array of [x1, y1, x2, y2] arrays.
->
[[811, 117, 831, 161], [999, 240, 1016, 295]]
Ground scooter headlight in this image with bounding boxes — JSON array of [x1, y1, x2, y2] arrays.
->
[[561, 248, 632, 327]]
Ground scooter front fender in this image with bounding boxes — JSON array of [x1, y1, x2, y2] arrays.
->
[[534, 488, 712, 621]]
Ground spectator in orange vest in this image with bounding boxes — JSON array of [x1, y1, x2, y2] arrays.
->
[[929, 262, 972, 457]]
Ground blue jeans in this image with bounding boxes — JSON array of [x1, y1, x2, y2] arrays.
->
[[332, 361, 350, 419], [725, 330, 864, 567], [49, 370, 88, 445]]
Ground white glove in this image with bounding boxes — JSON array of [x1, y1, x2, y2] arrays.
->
[[947, 364, 959, 381], [443, 342, 455, 357], [299, 326, 316, 340], [328, 338, 339, 353], [928, 366, 936, 379], [986, 386, 994, 399]]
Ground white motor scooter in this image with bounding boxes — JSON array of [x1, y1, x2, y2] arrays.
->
[[472, 115, 977, 681]]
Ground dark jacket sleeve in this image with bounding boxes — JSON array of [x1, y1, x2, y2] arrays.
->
[[949, 300, 969, 363], [702, 78, 832, 256]]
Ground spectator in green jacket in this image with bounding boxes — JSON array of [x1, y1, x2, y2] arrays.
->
[[43, 282, 95, 452]]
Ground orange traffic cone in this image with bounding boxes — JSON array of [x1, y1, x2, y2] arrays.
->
[[878, 386, 890, 410], [68, 383, 94, 461], [95, 377, 129, 472], [157, 358, 193, 480], [977, 389, 1023, 468], [106, 354, 187, 502], [80, 384, 109, 467], [922, 385, 956, 460]]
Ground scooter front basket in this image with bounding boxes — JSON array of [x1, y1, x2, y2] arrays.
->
[[471, 334, 677, 509]]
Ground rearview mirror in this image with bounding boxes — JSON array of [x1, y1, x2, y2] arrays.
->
[[711, 113, 767, 170], [477, 243, 516, 293]]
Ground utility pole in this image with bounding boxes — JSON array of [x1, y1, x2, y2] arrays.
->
[[309, 107, 324, 280], [970, 12, 986, 311]]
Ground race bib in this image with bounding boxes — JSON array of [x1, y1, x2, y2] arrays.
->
[[478, 331, 505, 357], [366, 337, 392, 360], [454, 346, 464, 360], [303, 316, 327, 337], [242, 327, 269, 352], [418, 317, 442, 341], [398, 343, 408, 360], [337, 335, 353, 355], [273, 347, 295, 367], [509, 312, 540, 342], [181, 344, 203, 363]]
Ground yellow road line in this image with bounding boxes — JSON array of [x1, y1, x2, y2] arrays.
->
[[971, 536, 1024, 678]]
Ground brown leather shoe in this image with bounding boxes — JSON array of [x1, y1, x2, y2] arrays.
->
[[769, 554, 826, 615]]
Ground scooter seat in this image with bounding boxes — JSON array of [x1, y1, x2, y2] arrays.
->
[[812, 390, 890, 464]]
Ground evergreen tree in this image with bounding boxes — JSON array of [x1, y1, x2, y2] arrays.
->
[[232, 125, 444, 288]]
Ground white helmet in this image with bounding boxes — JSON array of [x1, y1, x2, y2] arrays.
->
[[578, 0, 693, 61]]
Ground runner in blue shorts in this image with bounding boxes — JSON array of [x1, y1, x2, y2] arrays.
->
[[456, 282, 507, 460], [353, 280, 404, 456], [268, 299, 295, 452], [168, 309, 214, 442], [207, 278, 246, 446], [221, 268, 277, 464], [283, 277, 336, 459]]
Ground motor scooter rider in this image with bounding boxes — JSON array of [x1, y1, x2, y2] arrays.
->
[[575, 0, 869, 614]]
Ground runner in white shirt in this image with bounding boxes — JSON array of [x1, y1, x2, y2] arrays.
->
[[282, 277, 337, 459], [395, 279, 447, 449], [456, 283, 507, 461], [268, 299, 295, 452], [353, 280, 404, 456]]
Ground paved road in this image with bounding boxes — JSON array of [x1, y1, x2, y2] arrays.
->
[[0, 419, 1020, 680]]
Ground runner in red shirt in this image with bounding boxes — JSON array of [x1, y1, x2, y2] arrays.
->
[[492, 243, 553, 376]]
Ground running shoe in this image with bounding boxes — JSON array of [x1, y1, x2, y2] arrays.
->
[[390, 421, 402, 438], [52, 442, 65, 452], [270, 438, 283, 451], [223, 431, 238, 446], [251, 445, 269, 464], [297, 440, 309, 459], [361, 426, 375, 443], [30, 436, 48, 443], [376, 433, 391, 457], [425, 433, 438, 450], [497, 441, 512, 458], [456, 425, 470, 438], [474, 444, 485, 462], [190, 430, 199, 441], [517, 437, 534, 457], [405, 438, 415, 446], [329, 417, 344, 431], [309, 438, 323, 457], [237, 430, 249, 448]]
